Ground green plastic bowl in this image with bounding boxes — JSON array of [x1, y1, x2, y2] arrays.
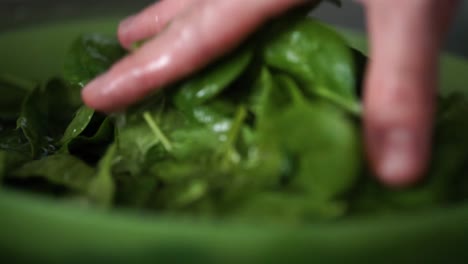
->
[[1, 16, 468, 264]]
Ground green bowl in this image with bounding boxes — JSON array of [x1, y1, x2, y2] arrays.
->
[[1, 17, 468, 264]]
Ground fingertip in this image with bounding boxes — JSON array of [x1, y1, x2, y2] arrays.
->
[[82, 78, 104, 111], [370, 128, 431, 188], [82, 75, 120, 113], [118, 15, 136, 49], [376, 152, 428, 188]]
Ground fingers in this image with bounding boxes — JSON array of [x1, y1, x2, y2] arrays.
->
[[83, 0, 313, 112], [362, 0, 458, 187], [118, 0, 197, 49]]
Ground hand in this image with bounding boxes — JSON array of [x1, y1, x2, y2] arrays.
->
[[82, 0, 458, 187]]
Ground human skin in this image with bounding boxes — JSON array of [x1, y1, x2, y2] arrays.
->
[[82, 0, 459, 187]]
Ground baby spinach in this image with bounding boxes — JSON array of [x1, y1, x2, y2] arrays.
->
[[173, 46, 253, 110], [16, 85, 50, 158], [9, 154, 95, 193], [60, 106, 95, 145], [87, 144, 116, 207], [261, 14, 361, 114], [16, 78, 79, 158], [256, 73, 361, 201], [64, 117, 114, 164], [1, 9, 468, 224], [112, 98, 171, 176]]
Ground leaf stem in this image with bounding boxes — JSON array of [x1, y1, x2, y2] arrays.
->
[[220, 106, 247, 165], [226, 106, 247, 149], [143, 111, 173, 152], [315, 87, 362, 116]]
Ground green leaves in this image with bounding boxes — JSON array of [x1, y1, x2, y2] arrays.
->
[[16, 78, 80, 158], [0, 14, 369, 220], [16, 85, 51, 158], [11, 154, 95, 192], [262, 15, 360, 114], [87, 145, 116, 207], [267, 102, 360, 199], [113, 106, 169, 176], [2, 10, 467, 226], [0, 35, 119, 204], [254, 73, 361, 211], [174, 46, 253, 109], [60, 106, 95, 144]]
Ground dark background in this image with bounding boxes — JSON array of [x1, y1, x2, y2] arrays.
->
[[0, 0, 467, 58]]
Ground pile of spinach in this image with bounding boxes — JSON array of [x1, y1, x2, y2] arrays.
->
[[1, 11, 468, 224]]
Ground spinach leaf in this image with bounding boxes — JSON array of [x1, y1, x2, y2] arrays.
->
[[16, 78, 76, 158], [65, 117, 114, 164], [261, 15, 360, 114], [113, 107, 168, 176], [58, 99, 113, 164], [60, 106, 95, 144], [45, 78, 79, 127], [258, 75, 361, 201], [10, 154, 95, 193], [189, 102, 238, 135], [173, 46, 253, 109], [87, 144, 116, 207], [254, 68, 293, 119], [16, 85, 50, 158]]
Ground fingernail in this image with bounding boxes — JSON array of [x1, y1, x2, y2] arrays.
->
[[378, 129, 421, 187]]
